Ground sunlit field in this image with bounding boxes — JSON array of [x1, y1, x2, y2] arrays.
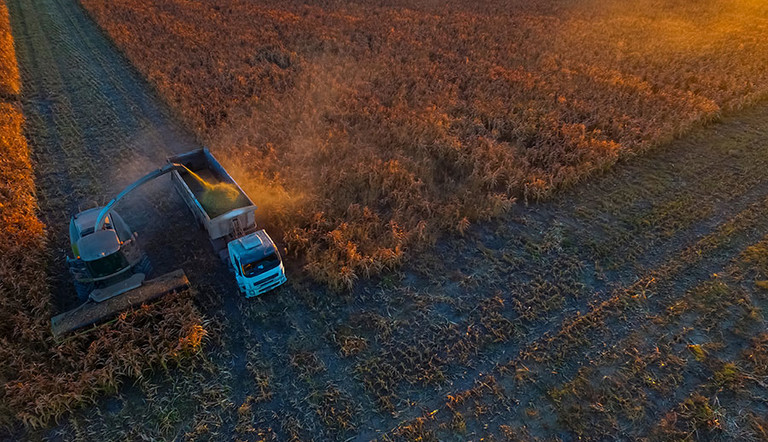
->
[[81, 0, 768, 288]]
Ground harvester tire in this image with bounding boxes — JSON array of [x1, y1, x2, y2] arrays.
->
[[136, 255, 152, 277], [74, 280, 94, 303]]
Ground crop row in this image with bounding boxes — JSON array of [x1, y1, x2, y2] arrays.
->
[[80, 0, 768, 288]]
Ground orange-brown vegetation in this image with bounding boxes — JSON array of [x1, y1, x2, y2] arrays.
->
[[0, 0, 206, 429], [0, 1, 18, 98], [80, 0, 768, 288]]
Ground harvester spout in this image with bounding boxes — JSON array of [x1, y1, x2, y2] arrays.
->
[[95, 162, 187, 231]]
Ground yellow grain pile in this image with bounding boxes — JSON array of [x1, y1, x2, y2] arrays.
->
[[183, 167, 240, 217]]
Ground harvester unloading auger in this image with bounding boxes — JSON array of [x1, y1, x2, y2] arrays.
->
[[51, 149, 287, 338]]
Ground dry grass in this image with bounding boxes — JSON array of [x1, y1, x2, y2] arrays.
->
[[0, 0, 48, 425], [0, 1, 208, 430], [0, 0, 18, 98], [79, 0, 768, 289]]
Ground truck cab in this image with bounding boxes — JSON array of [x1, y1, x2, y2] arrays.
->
[[227, 230, 286, 297]]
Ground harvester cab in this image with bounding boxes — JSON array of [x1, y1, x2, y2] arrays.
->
[[67, 207, 149, 302]]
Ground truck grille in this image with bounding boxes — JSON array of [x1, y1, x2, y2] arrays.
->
[[247, 271, 287, 297]]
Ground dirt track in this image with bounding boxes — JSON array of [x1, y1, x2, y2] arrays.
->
[[7, 0, 768, 439]]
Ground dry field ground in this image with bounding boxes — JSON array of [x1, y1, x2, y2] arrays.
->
[[2, 0, 768, 440]]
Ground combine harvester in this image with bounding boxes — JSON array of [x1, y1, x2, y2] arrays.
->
[[51, 148, 286, 337]]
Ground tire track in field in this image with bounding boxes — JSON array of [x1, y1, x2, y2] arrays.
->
[[513, 200, 768, 438], [8, 0, 94, 312], [371, 103, 768, 440], [376, 197, 768, 439], [50, 0, 162, 161]]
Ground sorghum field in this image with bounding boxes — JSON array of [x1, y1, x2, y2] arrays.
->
[[81, 0, 768, 288], [4, 0, 768, 440]]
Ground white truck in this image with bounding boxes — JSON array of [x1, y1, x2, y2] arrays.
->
[[168, 148, 287, 297]]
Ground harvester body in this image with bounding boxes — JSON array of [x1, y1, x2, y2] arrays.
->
[[53, 205, 189, 337], [67, 208, 148, 302], [52, 164, 192, 337]]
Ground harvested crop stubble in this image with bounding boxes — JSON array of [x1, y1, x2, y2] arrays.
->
[[0, 0, 207, 429], [80, 0, 768, 288]]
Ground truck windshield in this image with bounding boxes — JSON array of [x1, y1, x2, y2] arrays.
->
[[86, 252, 128, 278], [242, 253, 280, 278]]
